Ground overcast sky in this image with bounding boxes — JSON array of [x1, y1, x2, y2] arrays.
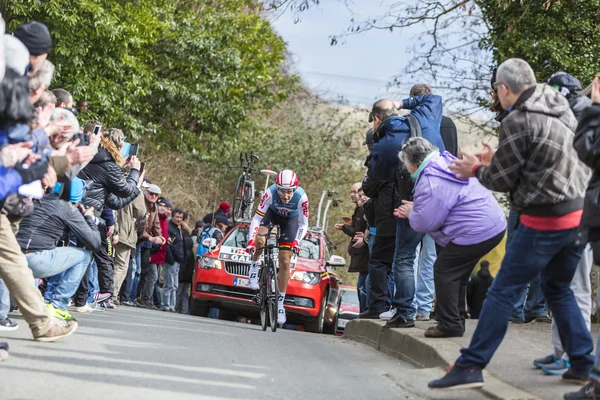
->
[[270, 1, 419, 108]]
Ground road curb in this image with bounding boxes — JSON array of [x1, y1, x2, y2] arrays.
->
[[344, 320, 540, 400]]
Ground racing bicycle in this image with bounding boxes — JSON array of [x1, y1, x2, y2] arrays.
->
[[252, 224, 280, 332], [229, 153, 259, 224]]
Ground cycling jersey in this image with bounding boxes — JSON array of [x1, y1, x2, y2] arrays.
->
[[249, 184, 309, 247]]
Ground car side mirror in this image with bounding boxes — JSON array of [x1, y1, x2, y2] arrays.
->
[[202, 238, 218, 250], [326, 255, 346, 268]]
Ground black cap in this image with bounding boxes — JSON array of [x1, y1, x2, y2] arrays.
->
[[362, 128, 374, 151], [547, 72, 582, 95], [14, 21, 51, 56], [215, 214, 231, 226]]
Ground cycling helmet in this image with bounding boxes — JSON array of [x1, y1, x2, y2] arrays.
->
[[276, 169, 299, 191]]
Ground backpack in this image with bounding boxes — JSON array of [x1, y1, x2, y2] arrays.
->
[[196, 226, 217, 258]]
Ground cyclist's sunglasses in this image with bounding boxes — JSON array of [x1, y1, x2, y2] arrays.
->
[[277, 188, 295, 196]]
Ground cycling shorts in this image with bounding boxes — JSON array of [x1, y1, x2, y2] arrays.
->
[[260, 209, 298, 250]]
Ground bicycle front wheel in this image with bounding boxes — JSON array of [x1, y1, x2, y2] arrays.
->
[[267, 259, 278, 332], [259, 268, 268, 331]]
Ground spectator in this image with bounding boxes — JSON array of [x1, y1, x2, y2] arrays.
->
[[162, 208, 185, 312], [16, 177, 101, 322], [532, 71, 594, 376], [112, 183, 146, 305], [176, 218, 196, 315], [135, 184, 164, 306], [142, 197, 171, 309], [3, 34, 30, 76], [77, 99, 88, 113], [203, 202, 230, 224], [564, 73, 600, 400], [396, 137, 505, 337], [13, 21, 51, 73], [367, 90, 445, 328], [431, 58, 593, 389], [76, 127, 141, 307], [467, 261, 494, 320], [52, 88, 72, 108], [335, 183, 369, 312]]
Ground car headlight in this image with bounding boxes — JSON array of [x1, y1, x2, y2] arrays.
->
[[291, 271, 320, 285], [199, 257, 222, 270]]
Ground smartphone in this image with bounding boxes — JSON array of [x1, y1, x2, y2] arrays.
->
[[93, 125, 101, 135], [129, 144, 139, 157], [139, 162, 146, 175]]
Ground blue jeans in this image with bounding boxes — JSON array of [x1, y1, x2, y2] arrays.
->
[[457, 225, 593, 372], [27, 247, 91, 310], [162, 262, 180, 310], [391, 218, 425, 320], [412, 234, 436, 316], [87, 260, 99, 303], [506, 208, 547, 320], [0, 278, 9, 320], [128, 244, 143, 302], [357, 271, 369, 313]]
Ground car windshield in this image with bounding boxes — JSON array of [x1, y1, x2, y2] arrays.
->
[[341, 289, 360, 306], [222, 227, 320, 260], [223, 227, 249, 249]]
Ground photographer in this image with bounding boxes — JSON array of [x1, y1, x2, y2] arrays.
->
[[17, 177, 101, 322], [77, 128, 141, 304]]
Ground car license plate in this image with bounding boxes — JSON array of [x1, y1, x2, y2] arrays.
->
[[233, 278, 249, 287], [337, 319, 349, 328]]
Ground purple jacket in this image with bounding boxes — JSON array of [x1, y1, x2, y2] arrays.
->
[[409, 152, 506, 247]]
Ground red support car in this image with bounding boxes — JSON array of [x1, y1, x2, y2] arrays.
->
[[191, 224, 346, 333]]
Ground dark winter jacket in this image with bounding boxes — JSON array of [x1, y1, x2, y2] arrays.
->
[[178, 232, 196, 283], [362, 158, 396, 238], [467, 268, 494, 319], [475, 84, 588, 217], [569, 95, 593, 121], [372, 94, 445, 182], [165, 220, 185, 264], [17, 194, 101, 253], [573, 103, 600, 242], [342, 206, 369, 273], [78, 147, 140, 217]]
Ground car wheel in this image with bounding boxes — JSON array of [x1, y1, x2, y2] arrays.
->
[[322, 298, 337, 335], [190, 299, 210, 317], [305, 292, 327, 334]]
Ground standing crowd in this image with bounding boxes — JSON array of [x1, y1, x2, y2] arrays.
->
[[337, 59, 600, 399], [0, 18, 234, 359]]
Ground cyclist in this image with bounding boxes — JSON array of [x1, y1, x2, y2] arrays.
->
[[246, 169, 309, 325]]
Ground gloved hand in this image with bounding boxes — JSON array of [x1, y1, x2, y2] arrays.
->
[[291, 240, 301, 255], [246, 240, 256, 254]]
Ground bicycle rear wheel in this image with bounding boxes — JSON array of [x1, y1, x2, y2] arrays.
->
[[232, 175, 246, 224], [259, 268, 268, 331], [267, 259, 278, 332]]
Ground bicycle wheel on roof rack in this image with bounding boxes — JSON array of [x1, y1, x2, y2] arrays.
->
[[232, 175, 246, 225], [242, 180, 255, 220]]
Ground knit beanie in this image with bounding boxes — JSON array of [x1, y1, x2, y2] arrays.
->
[[14, 21, 51, 56]]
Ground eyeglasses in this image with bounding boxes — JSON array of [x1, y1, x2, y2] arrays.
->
[[277, 188, 294, 196]]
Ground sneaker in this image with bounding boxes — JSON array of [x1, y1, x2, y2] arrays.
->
[[143, 301, 158, 310], [424, 325, 463, 338], [101, 301, 115, 309], [93, 292, 111, 303], [428, 365, 484, 390], [564, 380, 600, 399], [0, 318, 18, 331], [379, 308, 396, 320], [416, 313, 431, 321], [46, 304, 76, 322], [534, 354, 557, 369], [88, 302, 105, 312], [542, 359, 570, 375], [358, 310, 381, 319], [277, 308, 286, 325], [386, 312, 415, 328], [159, 306, 170, 312], [121, 300, 134, 306], [563, 368, 590, 383], [113, 299, 121, 306], [73, 304, 94, 314], [248, 266, 259, 290], [34, 318, 78, 342]]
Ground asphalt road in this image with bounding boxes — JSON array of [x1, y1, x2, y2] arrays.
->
[[0, 307, 489, 400]]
